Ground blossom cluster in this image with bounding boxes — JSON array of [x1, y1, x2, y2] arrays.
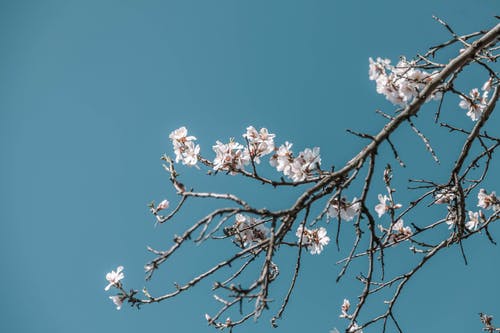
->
[[169, 126, 321, 182], [169, 126, 200, 166], [296, 225, 330, 255], [441, 188, 498, 230], [338, 298, 363, 332], [104, 266, 125, 310], [232, 214, 269, 247], [374, 194, 402, 218], [326, 197, 360, 221], [458, 80, 491, 121], [369, 57, 441, 106]]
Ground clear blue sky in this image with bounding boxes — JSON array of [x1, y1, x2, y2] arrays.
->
[[1, 1, 499, 332]]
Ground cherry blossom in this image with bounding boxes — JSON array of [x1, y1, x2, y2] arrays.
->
[[392, 219, 413, 237], [270, 141, 294, 175], [169, 126, 200, 166], [104, 266, 124, 291], [459, 88, 489, 121], [435, 191, 455, 204], [369, 56, 441, 106], [233, 214, 268, 247], [289, 147, 321, 182], [477, 189, 499, 211], [374, 194, 402, 218], [327, 197, 360, 221], [109, 295, 124, 310], [348, 322, 363, 333], [465, 211, 480, 231], [212, 140, 249, 173], [340, 298, 350, 318], [296, 225, 330, 255], [156, 199, 169, 211], [242, 126, 275, 164]]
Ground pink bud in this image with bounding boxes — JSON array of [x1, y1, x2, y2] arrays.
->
[[157, 199, 170, 211]]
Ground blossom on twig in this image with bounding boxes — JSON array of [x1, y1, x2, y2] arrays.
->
[[296, 225, 330, 255], [104, 266, 124, 291]]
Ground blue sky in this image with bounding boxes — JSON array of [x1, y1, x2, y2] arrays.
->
[[1, 1, 499, 332]]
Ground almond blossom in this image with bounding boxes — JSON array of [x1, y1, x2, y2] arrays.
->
[[465, 211, 480, 231], [270, 141, 294, 175], [242, 126, 275, 164], [169, 126, 200, 166], [348, 322, 363, 333], [296, 225, 330, 255], [374, 194, 402, 218], [105, 266, 124, 291], [233, 214, 269, 247], [156, 199, 169, 211], [477, 189, 499, 211], [327, 197, 360, 221], [289, 147, 321, 182], [369, 56, 441, 106], [435, 191, 455, 204], [340, 298, 350, 318], [212, 140, 249, 173], [459, 88, 489, 121], [109, 295, 124, 310], [392, 219, 413, 237]]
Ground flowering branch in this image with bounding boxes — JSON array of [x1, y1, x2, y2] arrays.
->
[[104, 18, 500, 333]]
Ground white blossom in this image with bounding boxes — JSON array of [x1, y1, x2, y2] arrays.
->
[[348, 322, 363, 333], [270, 141, 294, 175], [465, 211, 480, 231], [242, 126, 275, 164], [482, 77, 493, 92], [435, 191, 455, 204], [327, 197, 360, 221], [169, 127, 200, 166], [234, 214, 268, 247], [374, 194, 401, 218], [288, 147, 321, 182], [109, 295, 123, 310], [375, 194, 389, 218], [212, 140, 249, 173], [393, 219, 413, 237], [369, 56, 440, 106], [105, 266, 124, 291], [459, 88, 489, 121], [340, 298, 350, 318], [477, 188, 499, 211], [296, 225, 330, 255], [156, 199, 169, 211]]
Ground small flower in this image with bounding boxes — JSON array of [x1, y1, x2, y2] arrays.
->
[[375, 194, 389, 217], [340, 298, 350, 318], [435, 191, 455, 204], [348, 322, 363, 333], [296, 225, 330, 255], [393, 219, 413, 237], [233, 214, 269, 247], [327, 197, 360, 221], [212, 140, 249, 173], [465, 211, 480, 231], [243, 126, 275, 163], [109, 295, 124, 310], [374, 194, 401, 218], [459, 88, 489, 121], [482, 77, 493, 92], [270, 141, 294, 175], [105, 266, 124, 291], [156, 199, 169, 211], [169, 127, 200, 166], [478, 189, 499, 211]]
